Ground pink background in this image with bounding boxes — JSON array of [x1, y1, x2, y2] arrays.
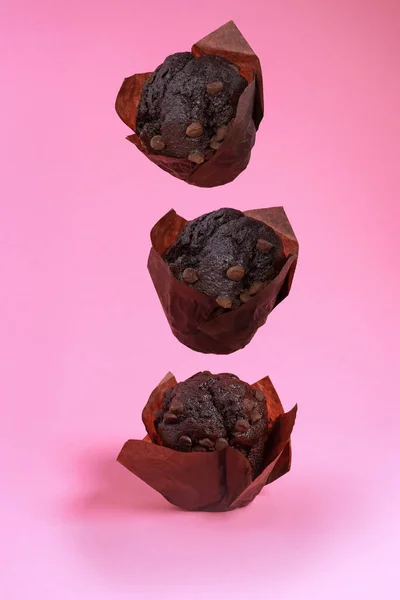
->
[[1, 1, 399, 598]]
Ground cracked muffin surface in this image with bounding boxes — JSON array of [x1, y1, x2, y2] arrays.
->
[[136, 53, 248, 163], [154, 372, 269, 476], [164, 208, 285, 309]]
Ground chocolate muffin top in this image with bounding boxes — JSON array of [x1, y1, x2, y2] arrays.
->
[[136, 52, 248, 163], [164, 208, 285, 309], [155, 372, 268, 477]]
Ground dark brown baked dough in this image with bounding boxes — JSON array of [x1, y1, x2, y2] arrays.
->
[[155, 372, 269, 476], [164, 208, 285, 308], [136, 53, 247, 162]]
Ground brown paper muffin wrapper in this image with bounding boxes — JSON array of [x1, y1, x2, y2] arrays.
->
[[118, 372, 297, 512], [115, 21, 263, 188], [148, 206, 298, 354]]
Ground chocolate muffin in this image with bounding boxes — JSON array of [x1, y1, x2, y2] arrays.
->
[[136, 53, 248, 163], [164, 208, 285, 309], [155, 372, 269, 477]]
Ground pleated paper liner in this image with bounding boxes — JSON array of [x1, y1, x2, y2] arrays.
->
[[115, 21, 263, 187]]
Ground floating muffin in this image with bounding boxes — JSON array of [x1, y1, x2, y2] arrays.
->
[[136, 53, 247, 164], [148, 207, 298, 354], [155, 371, 268, 476], [118, 371, 297, 512], [115, 21, 263, 187], [164, 208, 285, 309]]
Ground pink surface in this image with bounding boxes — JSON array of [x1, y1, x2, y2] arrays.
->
[[1, 1, 399, 598]]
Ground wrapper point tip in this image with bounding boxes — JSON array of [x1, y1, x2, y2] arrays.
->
[[116, 440, 131, 463], [159, 371, 176, 386]]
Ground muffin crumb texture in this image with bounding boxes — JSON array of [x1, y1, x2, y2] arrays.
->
[[136, 53, 248, 160], [155, 372, 269, 476], [164, 208, 285, 308]]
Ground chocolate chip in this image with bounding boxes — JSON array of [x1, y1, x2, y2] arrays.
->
[[256, 238, 273, 252], [243, 397, 255, 414], [164, 412, 178, 424], [206, 81, 224, 95], [255, 389, 264, 402], [186, 121, 203, 138], [216, 295, 232, 309], [249, 281, 265, 296], [234, 418, 250, 433], [182, 267, 198, 284], [250, 410, 262, 424], [226, 265, 245, 281], [192, 446, 208, 452], [215, 125, 229, 142], [215, 438, 229, 451], [179, 435, 192, 447], [240, 291, 251, 303], [209, 137, 221, 150], [150, 135, 165, 151], [199, 438, 214, 449], [170, 399, 184, 414], [188, 150, 205, 164]]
